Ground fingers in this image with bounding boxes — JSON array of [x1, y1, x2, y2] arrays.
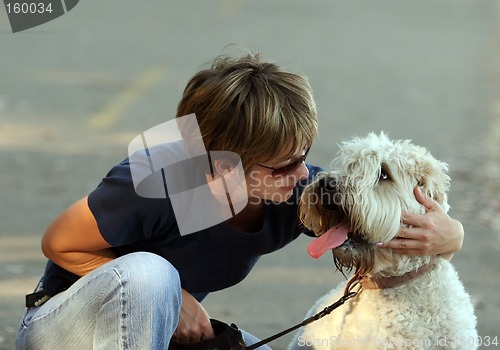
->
[[204, 321, 215, 340], [399, 187, 440, 228], [174, 290, 215, 344], [413, 186, 440, 212], [377, 225, 433, 255], [398, 224, 432, 242], [378, 187, 460, 258], [400, 212, 430, 231], [173, 320, 214, 344], [377, 237, 432, 256]]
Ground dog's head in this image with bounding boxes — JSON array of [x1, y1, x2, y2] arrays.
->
[[300, 132, 450, 276]]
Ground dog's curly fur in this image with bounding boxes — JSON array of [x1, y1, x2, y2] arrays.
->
[[289, 132, 477, 350]]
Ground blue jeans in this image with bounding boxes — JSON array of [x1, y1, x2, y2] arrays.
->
[[16, 252, 270, 350]]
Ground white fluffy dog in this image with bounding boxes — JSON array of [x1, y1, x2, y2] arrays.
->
[[289, 133, 477, 350]]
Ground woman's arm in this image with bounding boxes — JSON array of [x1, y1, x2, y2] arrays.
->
[[42, 196, 215, 343], [41, 196, 116, 276], [377, 187, 464, 261]]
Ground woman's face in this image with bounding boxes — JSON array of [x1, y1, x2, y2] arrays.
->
[[245, 146, 310, 203]]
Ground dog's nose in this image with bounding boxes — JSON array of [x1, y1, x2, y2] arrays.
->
[[318, 175, 337, 191], [317, 176, 339, 210]]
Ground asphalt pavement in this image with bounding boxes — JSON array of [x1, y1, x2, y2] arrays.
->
[[1, 1, 500, 349]]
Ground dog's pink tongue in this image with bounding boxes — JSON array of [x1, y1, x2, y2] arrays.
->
[[308, 226, 349, 259]]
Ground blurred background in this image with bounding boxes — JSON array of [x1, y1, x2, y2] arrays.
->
[[1, 0, 499, 349]]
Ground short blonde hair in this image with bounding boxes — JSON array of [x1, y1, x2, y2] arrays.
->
[[177, 53, 318, 170]]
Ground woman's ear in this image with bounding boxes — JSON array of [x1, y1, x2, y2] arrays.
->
[[212, 158, 235, 176]]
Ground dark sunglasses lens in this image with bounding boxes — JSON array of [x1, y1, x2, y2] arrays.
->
[[272, 159, 303, 177]]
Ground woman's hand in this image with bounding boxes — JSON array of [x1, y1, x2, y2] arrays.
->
[[378, 187, 464, 260], [172, 289, 215, 345]]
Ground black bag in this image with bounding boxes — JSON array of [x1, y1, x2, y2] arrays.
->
[[168, 319, 246, 350]]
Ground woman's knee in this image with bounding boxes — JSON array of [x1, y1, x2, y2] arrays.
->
[[112, 252, 181, 299]]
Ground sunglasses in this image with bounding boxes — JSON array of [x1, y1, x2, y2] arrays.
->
[[257, 147, 310, 177]]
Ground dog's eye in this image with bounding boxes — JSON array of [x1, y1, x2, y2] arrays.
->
[[379, 170, 389, 181], [378, 163, 392, 182]]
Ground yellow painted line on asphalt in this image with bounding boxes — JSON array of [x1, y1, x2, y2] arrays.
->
[[0, 277, 40, 296], [88, 66, 167, 129], [31, 70, 123, 86], [219, 0, 246, 15], [0, 235, 45, 263]]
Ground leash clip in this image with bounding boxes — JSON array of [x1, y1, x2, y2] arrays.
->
[[316, 290, 358, 319]]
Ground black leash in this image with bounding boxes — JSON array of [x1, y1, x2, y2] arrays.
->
[[169, 275, 361, 350], [246, 290, 358, 350]]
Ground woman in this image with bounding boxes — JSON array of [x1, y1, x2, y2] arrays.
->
[[16, 52, 463, 349]]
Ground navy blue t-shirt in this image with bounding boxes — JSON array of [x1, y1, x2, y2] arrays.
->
[[42, 159, 323, 300]]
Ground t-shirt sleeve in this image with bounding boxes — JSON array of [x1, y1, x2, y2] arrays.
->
[[87, 160, 179, 246], [306, 163, 325, 181]]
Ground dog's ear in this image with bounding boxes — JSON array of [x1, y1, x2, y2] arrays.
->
[[415, 153, 451, 212]]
